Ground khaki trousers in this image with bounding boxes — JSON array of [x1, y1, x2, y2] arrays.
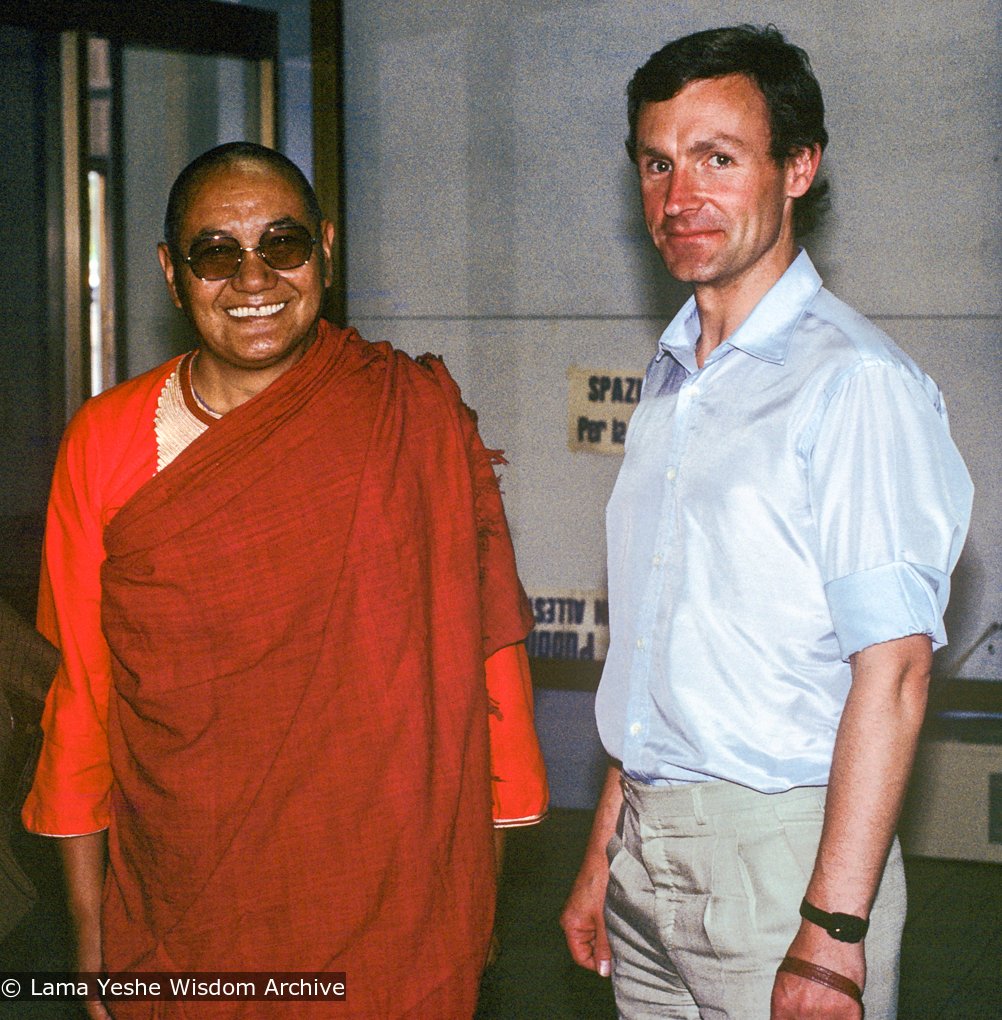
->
[[604, 777, 906, 1019]]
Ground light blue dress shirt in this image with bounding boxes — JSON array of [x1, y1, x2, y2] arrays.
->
[[596, 251, 973, 792]]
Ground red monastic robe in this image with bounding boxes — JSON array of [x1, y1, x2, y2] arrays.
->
[[25, 323, 542, 1017]]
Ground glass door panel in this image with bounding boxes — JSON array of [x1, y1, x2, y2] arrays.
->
[[0, 2, 276, 612], [0, 24, 64, 613], [117, 46, 265, 378]]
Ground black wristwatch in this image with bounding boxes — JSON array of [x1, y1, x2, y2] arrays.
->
[[799, 898, 870, 943]]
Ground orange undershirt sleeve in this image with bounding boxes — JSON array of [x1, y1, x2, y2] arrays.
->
[[22, 421, 115, 836], [486, 641, 548, 827]]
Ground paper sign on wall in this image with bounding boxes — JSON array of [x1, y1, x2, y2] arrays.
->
[[525, 589, 610, 661], [567, 365, 644, 455]]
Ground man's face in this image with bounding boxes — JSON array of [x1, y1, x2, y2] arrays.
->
[[158, 162, 334, 380], [635, 73, 815, 296]]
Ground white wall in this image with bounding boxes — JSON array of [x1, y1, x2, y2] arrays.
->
[[341, 1, 1002, 682]]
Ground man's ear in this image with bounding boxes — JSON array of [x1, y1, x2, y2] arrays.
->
[[157, 242, 184, 310], [786, 143, 822, 200], [318, 219, 336, 289]]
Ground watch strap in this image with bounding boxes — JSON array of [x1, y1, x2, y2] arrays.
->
[[799, 897, 870, 943]]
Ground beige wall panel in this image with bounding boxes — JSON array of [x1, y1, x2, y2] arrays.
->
[[343, 3, 1001, 678]]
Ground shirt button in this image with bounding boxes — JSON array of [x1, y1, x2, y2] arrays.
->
[[636, 637, 645, 650], [652, 554, 663, 567], [666, 466, 677, 481], [629, 722, 641, 736]]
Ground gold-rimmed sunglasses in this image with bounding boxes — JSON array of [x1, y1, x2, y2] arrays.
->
[[182, 224, 317, 281]]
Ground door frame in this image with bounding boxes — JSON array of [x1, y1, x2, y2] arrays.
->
[[0, 0, 279, 415]]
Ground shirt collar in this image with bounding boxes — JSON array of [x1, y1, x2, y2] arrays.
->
[[656, 249, 823, 369]]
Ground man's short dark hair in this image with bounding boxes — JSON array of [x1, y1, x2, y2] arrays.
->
[[163, 141, 323, 260], [626, 24, 829, 235]]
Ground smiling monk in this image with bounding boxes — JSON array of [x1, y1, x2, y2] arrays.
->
[[23, 142, 547, 1019]]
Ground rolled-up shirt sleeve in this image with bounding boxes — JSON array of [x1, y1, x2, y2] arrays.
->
[[808, 360, 973, 660]]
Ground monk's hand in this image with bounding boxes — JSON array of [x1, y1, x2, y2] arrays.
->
[[771, 920, 865, 1020], [76, 938, 112, 1020], [75, 938, 111, 1020], [83, 998, 113, 1020], [70, 909, 112, 1019]]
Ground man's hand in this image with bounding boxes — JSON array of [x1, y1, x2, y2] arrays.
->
[[772, 971, 863, 1020], [560, 765, 622, 978], [560, 858, 613, 976], [771, 920, 865, 1019]]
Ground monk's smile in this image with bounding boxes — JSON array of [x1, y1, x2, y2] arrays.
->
[[226, 301, 289, 319]]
